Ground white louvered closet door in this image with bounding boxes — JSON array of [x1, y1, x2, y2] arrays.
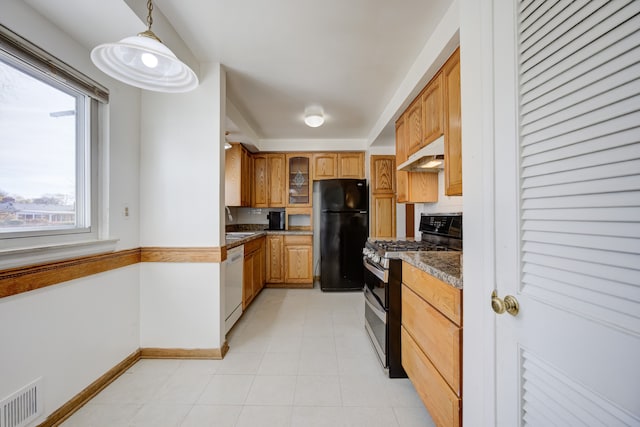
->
[[493, 1, 640, 425]]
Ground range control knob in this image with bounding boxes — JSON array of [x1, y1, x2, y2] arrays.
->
[[373, 254, 380, 264]]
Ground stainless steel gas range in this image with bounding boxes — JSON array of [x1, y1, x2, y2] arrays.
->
[[362, 213, 462, 378]]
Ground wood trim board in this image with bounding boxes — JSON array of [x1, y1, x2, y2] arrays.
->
[[140, 342, 229, 360], [0, 249, 141, 299], [1, 246, 228, 299], [141, 246, 227, 263]]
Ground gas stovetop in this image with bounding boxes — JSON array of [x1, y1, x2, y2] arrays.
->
[[371, 240, 452, 252], [363, 213, 462, 269]]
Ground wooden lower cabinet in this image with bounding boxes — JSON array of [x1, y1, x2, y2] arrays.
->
[[266, 234, 313, 287], [284, 236, 313, 284], [401, 327, 461, 427], [242, 237, 265, 310], [266, 235, 284, 283], [401, 261, 462, 427], [403, 284, 461, 395]]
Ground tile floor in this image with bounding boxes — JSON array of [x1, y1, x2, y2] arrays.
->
[[61, 286, 435, 426]]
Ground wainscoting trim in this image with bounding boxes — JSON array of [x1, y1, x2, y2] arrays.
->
[[140, 246, 227, 263], [0, 249, 141, 299]]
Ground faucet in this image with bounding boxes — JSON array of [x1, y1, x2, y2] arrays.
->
[[225, 206, 233, 222]]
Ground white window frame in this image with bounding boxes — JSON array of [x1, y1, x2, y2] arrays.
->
[[0, 25, 116, 269]]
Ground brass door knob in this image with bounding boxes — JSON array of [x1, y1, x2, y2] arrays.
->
[[491, 290, 519, 316]]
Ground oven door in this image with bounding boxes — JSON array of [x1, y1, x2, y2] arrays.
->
[[363, 257, 387, 308], [364, 284, 387, 368]]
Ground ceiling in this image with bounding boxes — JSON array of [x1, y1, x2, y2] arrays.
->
[[23, 0, 453, 147]]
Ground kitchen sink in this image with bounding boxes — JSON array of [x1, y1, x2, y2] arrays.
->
[[225, 232, 258, 241], [226, 232, 256, 237]]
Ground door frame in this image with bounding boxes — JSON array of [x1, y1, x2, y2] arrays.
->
[[460, 0, 500, 424]]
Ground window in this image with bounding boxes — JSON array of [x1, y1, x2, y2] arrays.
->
[[0, 57, 92, 236], [0, 25, 108, 251]]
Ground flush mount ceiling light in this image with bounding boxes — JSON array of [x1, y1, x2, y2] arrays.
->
[[90, 0, 198, 93], [304, 105, 325, 127]]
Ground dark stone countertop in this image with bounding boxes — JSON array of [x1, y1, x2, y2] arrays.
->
[[398, 251, 463, 289]]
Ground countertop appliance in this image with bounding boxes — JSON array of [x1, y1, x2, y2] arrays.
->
[[362, 212, 462, 377], [225, 245, 244, 333], [319, 179, 368, 291], [267, 211, 285, 230]]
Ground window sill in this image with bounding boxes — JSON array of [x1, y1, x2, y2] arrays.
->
[[0, 239, 119, 270]]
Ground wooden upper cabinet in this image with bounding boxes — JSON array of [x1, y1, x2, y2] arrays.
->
[[312, 153, 338, 180], [338, 152, 365, 179], [371, 194, 396, 238], [268, 154, 286, 207], [253, 155, 269, 207], [286, 154, 311, 207], [406, 97, 423, 157], [371, 155, 396, 238], [253, 153, 286, 207], [313, 152, 364, 180], [371, 155, 395, 194], [443, 48, 462, 196], [396, 116, 409, 203], [396, 113, 409, 164], [395, 115, 437, 204], [225, 143, 251, 207], [243, 148, 253, 206], [422, 72, 444, 147]]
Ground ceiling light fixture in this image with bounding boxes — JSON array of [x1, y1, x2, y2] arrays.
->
[[224, 131, 232, 149], [90, 0, 198, 93], [304, 105, 325, 128]]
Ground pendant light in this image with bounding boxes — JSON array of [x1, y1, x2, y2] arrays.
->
[[91, 0, 198, 92]]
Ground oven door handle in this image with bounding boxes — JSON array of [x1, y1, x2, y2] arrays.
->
[[363, 258, 387, 282], [364, 287, 386, 323]]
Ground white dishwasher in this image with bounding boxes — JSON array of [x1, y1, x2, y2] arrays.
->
[[225, 245, 244, 333]]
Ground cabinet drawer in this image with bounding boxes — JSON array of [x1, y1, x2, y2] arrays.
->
[[244, 236, 264, 255], [284, 235, 312, 246], [402, 284, 461, 395], [402, 262, 461, 326], [402, 326, 461, 427]]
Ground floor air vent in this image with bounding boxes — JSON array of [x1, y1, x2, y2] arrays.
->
[[0, 378, 43, 427]]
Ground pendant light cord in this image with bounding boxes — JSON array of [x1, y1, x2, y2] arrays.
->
[[146, 0, 154, 31]]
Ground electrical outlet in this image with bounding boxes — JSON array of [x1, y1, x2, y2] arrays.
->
[[123, 204, 130, 219]]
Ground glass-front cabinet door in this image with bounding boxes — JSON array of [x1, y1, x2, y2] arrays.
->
[[286, 154, 311, 207]]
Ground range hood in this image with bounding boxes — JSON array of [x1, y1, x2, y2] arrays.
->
[[397, 135, 445, 172]]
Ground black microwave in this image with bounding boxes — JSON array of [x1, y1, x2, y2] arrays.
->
[[267, 211, 285, 230]]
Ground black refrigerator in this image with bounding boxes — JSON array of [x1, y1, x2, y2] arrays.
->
[[319, 179, 368, 291]]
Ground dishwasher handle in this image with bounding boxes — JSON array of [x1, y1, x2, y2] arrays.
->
[[227, 247, 245, 263]]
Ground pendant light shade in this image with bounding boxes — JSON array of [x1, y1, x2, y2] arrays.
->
[[91, 1, 198, 92]]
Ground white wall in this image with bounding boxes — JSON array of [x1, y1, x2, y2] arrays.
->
[[0, 1, 141, 423], [139, 63, 227, 350], [139, 263, 220, 348]]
